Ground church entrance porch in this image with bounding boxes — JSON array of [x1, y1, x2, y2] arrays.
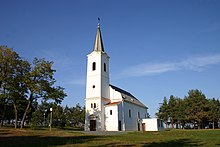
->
[[90, 120, 96, 131]]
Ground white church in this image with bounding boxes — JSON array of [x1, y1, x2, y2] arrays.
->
[[85, 20, 163, 131]]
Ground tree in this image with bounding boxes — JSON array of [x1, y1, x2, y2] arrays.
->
[[30, 101, 54, 129], [20, 58, 67, 129], [157, 89, 219, 129], [0, 46, 23, 127], [72, 104, 85, 127], [30, 108, 44, 129], [174, 98, 186, 129], [168, 95, 177, 128], [183, 89, 208, 129], [167, 96, 187, 129], [1, 46, 67, 129], [156, 97, 169, 128], [63, 104, 85, 128], [53, 105, 66, 128], [208, 98, 220, 129], [8, 59, 30, 128]]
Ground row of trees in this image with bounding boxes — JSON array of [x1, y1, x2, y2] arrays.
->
[[156, 89, 220, 129], [30, 102, 85, 129], [0, 46, 67, 129], [1, 100, 85, 129]]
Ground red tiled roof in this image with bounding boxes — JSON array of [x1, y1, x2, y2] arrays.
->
[[105, 101, 121, 106]]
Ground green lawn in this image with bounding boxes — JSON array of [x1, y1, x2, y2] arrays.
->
[[0, 128, 220, 146]]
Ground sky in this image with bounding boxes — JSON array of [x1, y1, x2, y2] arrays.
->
[[1, 0, 220, 117]]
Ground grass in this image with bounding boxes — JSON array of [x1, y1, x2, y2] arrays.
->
[[0, 128, 220, 146]]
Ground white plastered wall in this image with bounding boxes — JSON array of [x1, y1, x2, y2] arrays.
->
[[142, 118, 164, 131], [85, 51, 110, 131], [105, 105, 119, 131], [122, 101, 148, 131], [109, 86, 122, 102]]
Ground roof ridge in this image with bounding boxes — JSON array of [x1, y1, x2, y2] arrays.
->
[[109, 84, 137, 100], [110, 84, 147, 108]]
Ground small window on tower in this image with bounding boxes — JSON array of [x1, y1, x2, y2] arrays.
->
[[91, 103, 93, 108], [104, 63, 106, 72], [92, 62, 96, 71], [94, 103, 96, 108], [110, 110, 112, 115], [92, 85, 95, 88]]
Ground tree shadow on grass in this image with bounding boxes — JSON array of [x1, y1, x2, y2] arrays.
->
[[97, 142, 136, 146], [142, 138, 205, 147], [0, 135, 102, 147], [0, 129, 10, 135], [98, 138, 205, 147]]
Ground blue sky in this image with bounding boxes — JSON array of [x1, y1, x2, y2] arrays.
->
[[1, 0, 220, 117]]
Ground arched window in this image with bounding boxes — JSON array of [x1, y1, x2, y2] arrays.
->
[[110, 110, 112, 115], [129, 109, 131, 118], [92, 62, 96, 71], [94, 103, 96, 108], [104, 63, 106, 72]]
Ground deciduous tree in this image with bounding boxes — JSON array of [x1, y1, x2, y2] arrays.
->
[[0, 46, 24, 127], [20, 58, 67, 129]]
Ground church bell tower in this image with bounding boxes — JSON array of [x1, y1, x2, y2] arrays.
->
[[85, 19, 110, 131]]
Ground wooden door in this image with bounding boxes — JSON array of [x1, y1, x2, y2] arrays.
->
[[90, 120, 96, 131], [142, 123, 146, 131], [118, 120, 122, 131]]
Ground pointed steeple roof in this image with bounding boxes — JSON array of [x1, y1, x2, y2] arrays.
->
[[93, 18, 104, 52]]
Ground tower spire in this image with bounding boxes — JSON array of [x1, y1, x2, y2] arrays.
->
[[93, 17, 104, 52]]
